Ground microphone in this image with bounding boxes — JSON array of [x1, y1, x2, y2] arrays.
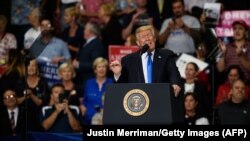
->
[[140, 44, 149, 56]]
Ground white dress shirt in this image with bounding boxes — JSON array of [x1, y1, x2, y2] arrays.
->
[[8, 107, 19, 127]]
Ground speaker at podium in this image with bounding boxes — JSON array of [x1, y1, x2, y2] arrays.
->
[[103, 83, 184, 125]]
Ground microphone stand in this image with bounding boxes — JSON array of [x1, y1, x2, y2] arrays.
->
[[206, 44, 219, 125], [22, 52, 32, 141]]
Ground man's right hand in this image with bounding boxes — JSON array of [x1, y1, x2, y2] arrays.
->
[[110, 60, 122, 76], [55, 103, 64, 114]]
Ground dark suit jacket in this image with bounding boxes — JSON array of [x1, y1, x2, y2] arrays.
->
[[118, 48, 181, 86], [0, 106, 26, 136], [75, 37, 105, 85]]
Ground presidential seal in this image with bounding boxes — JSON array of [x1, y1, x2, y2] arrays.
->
[[123, 89, 149, 116]]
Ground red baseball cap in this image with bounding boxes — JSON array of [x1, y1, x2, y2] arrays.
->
[[232, 20, 248, 29]]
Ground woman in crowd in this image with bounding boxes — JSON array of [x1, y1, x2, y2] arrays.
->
[[0, 49, 25, 105], [16, 58, 48, 131], [0, 15, 17, 75], [98, 2, 124, 58], [184, 92, 210, 125], [62, 6, 84, 59], [215, 65, 250, 106], [82, 57, 112, 124], [183, 62, 211, 117], [57, 62, 86, 116]]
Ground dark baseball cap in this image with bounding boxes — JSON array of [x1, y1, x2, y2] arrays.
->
[[232, 20, 248, 29]]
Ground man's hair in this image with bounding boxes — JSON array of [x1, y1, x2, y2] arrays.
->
[[86, 22, 101, 36], [135, 25, 155, 39], [172, 0, 184, 6], [50, 83, 64, 95]]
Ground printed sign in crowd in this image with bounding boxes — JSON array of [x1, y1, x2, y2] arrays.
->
[[216, 10, 250, 37], [108, 45, 140, 62]]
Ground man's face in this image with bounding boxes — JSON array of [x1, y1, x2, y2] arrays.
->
[[231, 80, 246, 102], [136, 29, 156, 51], [51, 86, 65, 104], [41, 20, 53, 35], [3, 90, 18, 108], [172, 1, 185, 17], [233, 24, 247, 41]]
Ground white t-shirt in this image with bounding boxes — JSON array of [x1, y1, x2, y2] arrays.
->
[[24, 27, 41, 49], [159, 15, 200, 54]]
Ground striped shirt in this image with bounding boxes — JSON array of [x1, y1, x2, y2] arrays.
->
[[225, 42, 250, 81]]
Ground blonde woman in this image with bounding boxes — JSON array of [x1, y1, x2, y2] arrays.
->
[[98, 2, 124, 58], [58, 62, 86, 116], [82, 57, 113, 124], [62, 6, 84, 59]]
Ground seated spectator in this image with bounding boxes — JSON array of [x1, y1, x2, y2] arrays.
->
[[39, 84, 82, 133], [184, 92, 210, 125], [91, 94, 105, 125], [82, 57, 113, 124], [15, 58, 49, 131], [182, 62, 211, 116], [0, 49, 25, 105], [215, 65, 250, 106], [57, 62, 86, 116], [216, 79, 250, 125], [0, 89, 26, 136]]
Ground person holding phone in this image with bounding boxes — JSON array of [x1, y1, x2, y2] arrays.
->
[[39, 84, 82, 133]]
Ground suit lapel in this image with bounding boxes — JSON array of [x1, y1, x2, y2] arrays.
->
[[153, 49, 162, 83], [136, 51, 145, 83]]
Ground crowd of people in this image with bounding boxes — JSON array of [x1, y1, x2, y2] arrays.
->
[[0, 0, 250, 137]]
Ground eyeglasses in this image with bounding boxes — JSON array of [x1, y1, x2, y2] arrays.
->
[[4, 94, 16, 100], [41, 24, 51, 27]]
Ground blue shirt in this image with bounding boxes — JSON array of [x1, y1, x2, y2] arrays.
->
[[83, 78, 113, 124]]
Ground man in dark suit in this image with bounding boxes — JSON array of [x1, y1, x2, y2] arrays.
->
[[0, 89, 26, 136], [110, 25, 182, 97], [72, 22, 105, 86]]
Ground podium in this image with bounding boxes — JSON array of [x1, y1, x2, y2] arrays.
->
[[103, 83, 184, 125]]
